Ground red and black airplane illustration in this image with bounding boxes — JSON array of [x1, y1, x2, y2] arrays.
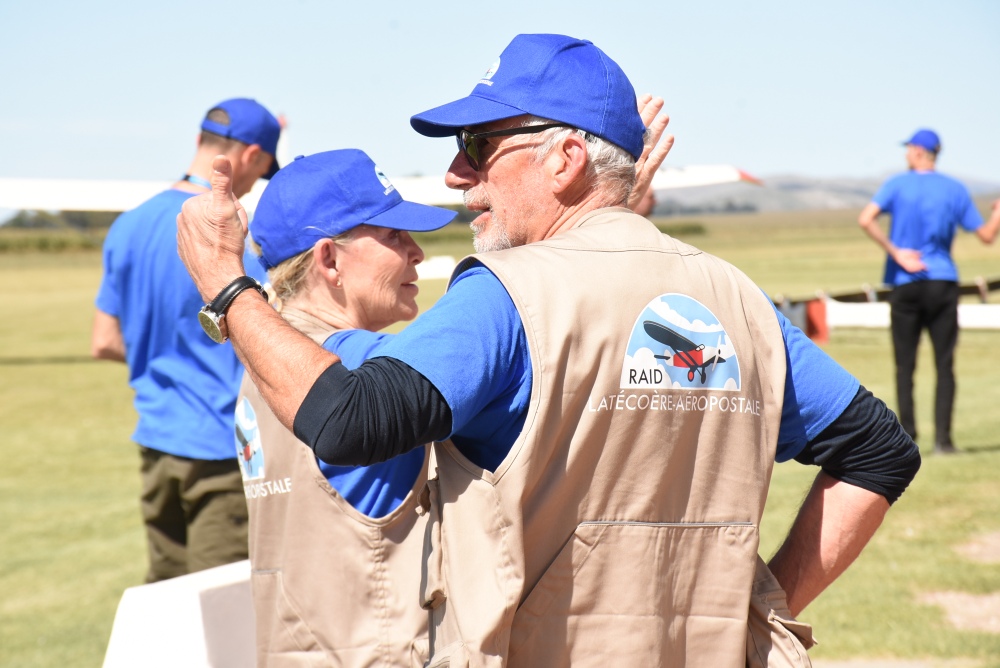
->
[[236, 425, 257, 465], [643, 320, 726, 383]]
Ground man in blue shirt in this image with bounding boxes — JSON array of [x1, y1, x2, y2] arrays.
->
[[92, 98, 280, 582], [859, 129, 1000, 454]]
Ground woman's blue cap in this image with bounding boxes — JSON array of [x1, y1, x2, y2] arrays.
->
[[249, 149, 457, 270], [410, 34, 646, 161]]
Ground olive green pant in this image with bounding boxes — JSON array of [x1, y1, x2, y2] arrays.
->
[[139, 447, 249, 583]]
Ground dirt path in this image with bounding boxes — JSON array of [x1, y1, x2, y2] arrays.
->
[[955, 531, 1000, 565], [811, 532, 1000, 668]]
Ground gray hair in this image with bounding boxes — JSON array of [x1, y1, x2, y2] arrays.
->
[[520, 116, 640, 207]]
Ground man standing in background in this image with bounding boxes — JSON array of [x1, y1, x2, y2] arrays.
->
[[859, 128, 1000, 454], [91, 98, 279, 581]]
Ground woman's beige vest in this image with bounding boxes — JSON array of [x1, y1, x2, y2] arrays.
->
[[421, 209, 812, 667], [237, 308, 430, 667]]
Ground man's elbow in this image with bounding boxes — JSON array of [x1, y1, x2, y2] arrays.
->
[[890, 435, 922, 502], [858, 203, 881, 230], [91, 311, 126, 362], [90, 338, 125, 362], [976, 229, 998, 245]]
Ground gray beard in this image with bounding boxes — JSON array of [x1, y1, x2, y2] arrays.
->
[[466, 189, 514, 253], [471, 220, 513, 253]]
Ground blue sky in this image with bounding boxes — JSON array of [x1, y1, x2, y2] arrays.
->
[[2, 0, 998, 184]]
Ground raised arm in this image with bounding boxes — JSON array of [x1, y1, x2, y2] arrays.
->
[[176, 156, 339, 429], [858, 202, 926, 273]]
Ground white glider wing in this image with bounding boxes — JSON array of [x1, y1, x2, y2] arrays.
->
[[0, 165, 759, 215], [0, 178, 176, 213], [650, 164, 762, 190]]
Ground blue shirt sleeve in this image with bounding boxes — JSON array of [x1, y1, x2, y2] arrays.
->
[[97, 213, 266, 317], [323, 328, 394, 366], [957, 188, 984, 233], [774, 306, 860, 462], [316, 327, 419, 519], [95, 214, 128, 316], [339, 266, 848, 469], [872, 177, 897, 213], [374, 263, 531, 471]]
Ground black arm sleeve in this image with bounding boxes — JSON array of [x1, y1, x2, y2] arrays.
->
[[794, 385, 920, 504], [292, 357, 452, 467]]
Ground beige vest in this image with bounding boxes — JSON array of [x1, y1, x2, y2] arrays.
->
[[236, 308, 430, 667], [421, 209, 811, 667]]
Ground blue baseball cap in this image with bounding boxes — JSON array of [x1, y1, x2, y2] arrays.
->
[[201, 98, 282, 179], [249, 149, 457, 270], [903, 128, 941, 153], [410, 34, 646, 160]]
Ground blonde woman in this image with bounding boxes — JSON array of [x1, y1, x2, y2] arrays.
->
[[233, 149, 454, 666]]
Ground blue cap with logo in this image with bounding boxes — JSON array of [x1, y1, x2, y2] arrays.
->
[[201, 98, 282, 179], [249, 149, 457, 270], [903, 128, 941, 153], [410, 34, 646, 160]]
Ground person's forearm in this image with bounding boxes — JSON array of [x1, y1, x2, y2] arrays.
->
[[976, 200, 1000, 244], [767, 471, 889, 616], [859, 203, 926, 273], [91, 310, 126, 362], [858, 205, 895, 256], [225, 288, 341, 430]]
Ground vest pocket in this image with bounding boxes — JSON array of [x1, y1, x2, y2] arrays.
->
[[411, 636, 431, 668], [509, 520, 759, 664], [746, 557, 816, 668], [252, 569, 325, 659], [420, 477, 446, 611], [426, 640, 470, 668]]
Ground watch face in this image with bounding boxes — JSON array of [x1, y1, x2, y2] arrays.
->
[[198, 308, 227, 344]]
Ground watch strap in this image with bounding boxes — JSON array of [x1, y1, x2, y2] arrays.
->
[[208, 276, 267, 316]]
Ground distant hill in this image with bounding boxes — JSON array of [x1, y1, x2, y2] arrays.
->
[[654, 173, 1000, 216]]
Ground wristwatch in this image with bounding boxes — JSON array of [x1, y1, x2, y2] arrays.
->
[[198, 276, 268, 344]]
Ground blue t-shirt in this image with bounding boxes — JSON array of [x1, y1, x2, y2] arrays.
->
[[872, 171, 983, 286], [315, 329, 426, 518], [328, 265, 859, 474], [96, 189, 267, 460]]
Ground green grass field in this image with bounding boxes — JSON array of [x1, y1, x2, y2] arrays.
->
[[2, 207, 999, 667]]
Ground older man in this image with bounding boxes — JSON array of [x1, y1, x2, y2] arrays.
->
[[179, 35, 918, 666]]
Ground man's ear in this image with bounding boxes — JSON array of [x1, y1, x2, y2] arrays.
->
[[550, 131, 589, 195], [240, 143, 263, 168]]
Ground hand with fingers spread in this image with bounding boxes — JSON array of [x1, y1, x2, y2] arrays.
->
[[628, 94, 674, 212], [177, 155, 251, 302]]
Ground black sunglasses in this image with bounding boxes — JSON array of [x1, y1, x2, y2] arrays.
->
[[456, 123, 569, 171]]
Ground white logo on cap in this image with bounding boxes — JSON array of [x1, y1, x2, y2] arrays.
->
[[478, 58, 500, 86], [374, 166, 395, 196]]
